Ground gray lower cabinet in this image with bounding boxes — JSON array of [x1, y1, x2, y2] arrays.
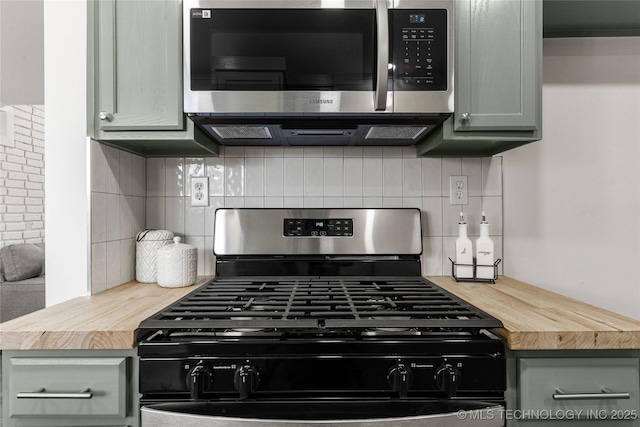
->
[[1, 350, 139, 427], [88, 0, 218, 157], [506, 350, 640, 427], [417, 0, 542, 157]]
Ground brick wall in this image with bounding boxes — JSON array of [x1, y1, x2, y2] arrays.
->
[[0, 105, 45, 248]]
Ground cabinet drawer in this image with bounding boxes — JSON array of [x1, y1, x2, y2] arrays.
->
[[7, 357, 127, 418], [520, 358, 640, 417]]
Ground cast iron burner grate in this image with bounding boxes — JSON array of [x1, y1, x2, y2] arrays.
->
[[139, 277, 503, 331]]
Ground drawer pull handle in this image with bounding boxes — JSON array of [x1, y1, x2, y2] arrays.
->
[[17, 388, 93, 399], [553, 388, 631, 401]]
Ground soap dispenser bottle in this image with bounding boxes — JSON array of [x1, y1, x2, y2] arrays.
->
[[455, 212, 474, 279], [475, 211, 495, 280]]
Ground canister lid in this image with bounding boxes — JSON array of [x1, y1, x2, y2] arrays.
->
[[136, 229, 174, 242], [157, 236, 195, 252]]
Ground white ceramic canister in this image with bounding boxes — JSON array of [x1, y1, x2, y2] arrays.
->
[[156, 237, 197, 288], [135, 229, 175, 283]]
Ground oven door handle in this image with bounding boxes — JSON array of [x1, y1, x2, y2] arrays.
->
[[374, 0, 389, 111]]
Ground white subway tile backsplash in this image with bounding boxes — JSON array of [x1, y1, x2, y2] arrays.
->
[[265, 197, 285, 208], [120, 239, 135, 284], [146, 158, 165, 197], [165, 197, 185, 235], [185, 205, 205, 236], [146, 197, 166, 230], [264, 158, 284, 196], [132, 154, 146, 197], [184, 236, 205, 276], [185, 158, 205, 197], [284, 158, 304, 196], [303, 197, 323, 208], [462, 158, 482, 197], [363, 158, 383, 197], [91, 242, 107, 294], [106, 240, 121, 289], [245, 158, 265, 197], [482, 156, 503, 196], [304, 158, 323, 196], [422, 158, 442, 197], [382, 158, 402, 197], [422, 197, 443, 237], [284, 197, 304, 208], [105, 193, 120, 241], [402, 158, 422, 198], [245, 197, 265, 208], [205, 157, 225, 197], [91, 192, 107, 243], [343, 157, 363, 197], [383, 147, 403, 158], [225, 158, 245, 197], [441, 158, 462, 196], [422, 237, 444, 276], [324, 158, 343, 197], [165, 158, 184, 197], [104, 145, 120, 194], [119, 151, 133, 196], [90, 140, 106, 193], [90, 142, 503, 295], [119, 195, 135, 240], [324, 197, 344, 208]]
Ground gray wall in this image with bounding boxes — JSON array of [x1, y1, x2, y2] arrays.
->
[[503, 37, 640, 320], [0, 0, 44, 106]]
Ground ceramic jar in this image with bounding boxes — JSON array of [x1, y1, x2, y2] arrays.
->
[[135, 229, 174, 283], [156, 237, 197, 288]]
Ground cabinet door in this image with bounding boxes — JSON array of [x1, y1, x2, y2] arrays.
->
[[96, 0, 183, 131], [454, 0, 541, 131]]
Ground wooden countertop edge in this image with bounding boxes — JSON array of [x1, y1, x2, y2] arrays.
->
[[0, 277, 209, 351], [3, 276, 640, 351], [428, 276, 640, 351]]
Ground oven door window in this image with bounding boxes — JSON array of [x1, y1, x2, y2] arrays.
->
[[189, 9, 376, 91]]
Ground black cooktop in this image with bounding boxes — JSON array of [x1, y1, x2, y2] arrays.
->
[[138, 277, 503, 332]]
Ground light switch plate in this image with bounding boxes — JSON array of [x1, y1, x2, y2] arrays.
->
[[449, 175, 468, 205], [191, 177, 209, 207]]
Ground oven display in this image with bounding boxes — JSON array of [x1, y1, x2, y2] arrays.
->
[[284, 218, 353, 237]]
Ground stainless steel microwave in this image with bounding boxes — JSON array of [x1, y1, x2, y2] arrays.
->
[[183, 0, 453, 115]]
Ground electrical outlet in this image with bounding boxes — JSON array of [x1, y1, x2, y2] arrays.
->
[[191, 177, 209, 207], [449, 175, 468, 205]]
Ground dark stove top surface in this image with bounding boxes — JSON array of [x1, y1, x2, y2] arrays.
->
[[138, 276, 503, 334]]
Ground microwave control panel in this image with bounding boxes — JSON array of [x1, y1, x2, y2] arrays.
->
[[392, 9, 448, 91]]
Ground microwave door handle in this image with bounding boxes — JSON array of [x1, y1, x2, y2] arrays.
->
[[375, 0, 389, 111]]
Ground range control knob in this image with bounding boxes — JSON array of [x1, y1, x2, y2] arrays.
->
[[187, 362, 213, 401], [234, 365, 260, 399], [435, 363, 460, 397], [387, 363, 413, 397]]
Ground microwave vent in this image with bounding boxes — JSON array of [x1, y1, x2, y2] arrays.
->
[[210, 126, 272, 140], [365, 126, 428, 140]]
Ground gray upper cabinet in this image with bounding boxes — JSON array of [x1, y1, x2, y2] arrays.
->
[[417, 0, 542, 157], [88, 0, 219, 157]]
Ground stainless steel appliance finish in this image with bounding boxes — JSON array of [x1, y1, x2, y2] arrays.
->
[[213, 208, 422, 256], [183, 0, 454, 115], [142, 403, 504, 426], [138, 208, 506, 427]]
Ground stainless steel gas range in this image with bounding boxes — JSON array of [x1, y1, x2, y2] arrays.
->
[[137, 208, 506, 426]]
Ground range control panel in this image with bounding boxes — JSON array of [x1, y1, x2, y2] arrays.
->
[[392, 9, 448, 91], [284, 219, 353, 237]]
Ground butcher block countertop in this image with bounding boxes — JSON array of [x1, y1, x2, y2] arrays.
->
[[430, 276, 640, 351], [0, 278, 208, 350], [2, 276, 640, 351]]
